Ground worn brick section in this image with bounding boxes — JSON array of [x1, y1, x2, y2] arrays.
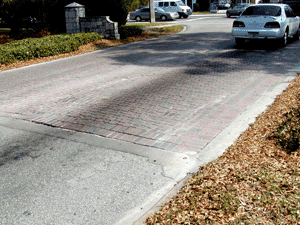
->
[[1, 29, 298, 154]]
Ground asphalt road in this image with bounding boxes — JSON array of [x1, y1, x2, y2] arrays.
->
[[1, 14, 300, 224]]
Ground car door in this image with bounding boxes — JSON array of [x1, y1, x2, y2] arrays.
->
[[154, 9, 161, 20], [235, 6, 243, 15], [289, 6, 299, 34], [140, 8, 150, 20], [232, 6, 240, 15], [163, 1, 170, 11], [170, 1, 178, 12], [285, 6, 296, 35]]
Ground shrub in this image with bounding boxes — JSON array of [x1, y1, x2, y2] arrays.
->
[[194, 1, 210, 11], [0, 32, 103, 64], [118, 25, 143, 39], [193, 3, 200, 12]]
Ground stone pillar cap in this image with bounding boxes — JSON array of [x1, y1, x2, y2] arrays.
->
[[65, 2, 84, 8]]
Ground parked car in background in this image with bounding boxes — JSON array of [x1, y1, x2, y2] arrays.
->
[[231, 4, 300, 47], [226, 4, 251, 17], [129, 7, 179, 22], [154, 0, 192, 18], [219, 1, 231, 9]]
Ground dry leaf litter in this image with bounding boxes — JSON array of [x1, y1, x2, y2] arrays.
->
[[146, 75, 300, 224]]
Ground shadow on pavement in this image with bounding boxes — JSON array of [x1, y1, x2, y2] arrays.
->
[[106, 31, 299, 78]]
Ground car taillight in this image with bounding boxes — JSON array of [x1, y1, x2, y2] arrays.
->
[[233, 21, 245, 27], [264, 22, 280, 28]]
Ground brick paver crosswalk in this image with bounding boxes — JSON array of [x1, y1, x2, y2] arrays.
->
[[1, 25, 299, 155]]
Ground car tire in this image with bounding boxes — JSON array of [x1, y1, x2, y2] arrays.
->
[[235, 38, 245, 46], [226, 12, 231, 18], [183, 15, 188, 18], [280, 29, 288, 47], [161, 15, 167, 21], [135, 16, 142, 22]]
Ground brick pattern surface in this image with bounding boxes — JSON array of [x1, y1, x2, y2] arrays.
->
[[1, 21, 299, 154]]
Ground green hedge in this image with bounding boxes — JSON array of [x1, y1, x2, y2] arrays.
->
[[0, 32, 103, 64], [119, 25, 143, 39]]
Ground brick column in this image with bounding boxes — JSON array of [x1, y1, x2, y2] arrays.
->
[[65, 2, 85, 34]]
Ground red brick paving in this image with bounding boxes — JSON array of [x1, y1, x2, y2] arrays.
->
[[1, 34, 298, 154], [0, 71, 281, 155]]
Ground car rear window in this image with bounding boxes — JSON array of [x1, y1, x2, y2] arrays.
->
[[242, 6, 281, 16]]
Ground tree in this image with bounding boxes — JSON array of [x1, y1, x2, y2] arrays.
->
[[195, 0, 210, 11], [101, 0, 150, 25], [108, 0, 130, 25], [0, 0, 147, 35]]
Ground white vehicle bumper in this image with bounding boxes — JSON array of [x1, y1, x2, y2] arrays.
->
[[170, 14, 180, 20], [232, 28, 284, 40]]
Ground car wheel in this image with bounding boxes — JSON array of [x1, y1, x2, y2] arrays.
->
[[135, 16, 142, 22], [280, 29, 288, 47], [161, 15, 167, 21], [183, 15, 188, 18], [235, 38, 245, 46], [226, 12, 231, 18]]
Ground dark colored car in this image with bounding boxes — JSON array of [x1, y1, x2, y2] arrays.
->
[[226, 4, 251, 17]]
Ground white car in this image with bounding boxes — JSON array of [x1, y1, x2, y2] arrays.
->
[[231, 4, 300, 47]]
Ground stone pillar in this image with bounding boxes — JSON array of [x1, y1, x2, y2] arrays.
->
[[65, 2, 85, 34], [106, 17, 120, 40]]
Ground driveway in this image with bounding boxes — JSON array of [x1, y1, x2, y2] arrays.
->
[[1, 15, 300, 224]]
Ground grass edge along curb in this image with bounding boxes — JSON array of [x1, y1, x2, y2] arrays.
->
[[0, 32, 104, 65]]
